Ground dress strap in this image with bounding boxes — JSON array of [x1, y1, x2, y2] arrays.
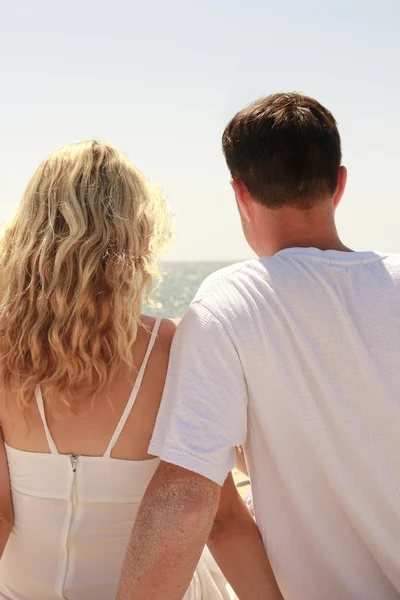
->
[[103, 317, 162, 458], [35, 386, 59, 455]]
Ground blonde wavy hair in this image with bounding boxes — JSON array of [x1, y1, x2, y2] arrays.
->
[[0, 140, 171, 410]]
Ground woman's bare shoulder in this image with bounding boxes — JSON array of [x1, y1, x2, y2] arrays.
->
[[141, 315, 180, 355], [156, 317, 180, 354]]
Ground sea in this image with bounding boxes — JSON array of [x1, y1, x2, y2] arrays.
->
[[144, 261, 234, 318]]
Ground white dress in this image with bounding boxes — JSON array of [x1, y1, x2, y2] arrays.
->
[[0, 318, 232, 600]]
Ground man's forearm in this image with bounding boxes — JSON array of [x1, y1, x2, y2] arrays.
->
[[208, 484, 283, 599], [117, 461, 220, 600]]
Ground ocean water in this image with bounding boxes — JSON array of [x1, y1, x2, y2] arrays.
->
[[144, 261, 234, 318]]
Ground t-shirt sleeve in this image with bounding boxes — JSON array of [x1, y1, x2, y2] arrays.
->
[[148, 301, 248, 486]]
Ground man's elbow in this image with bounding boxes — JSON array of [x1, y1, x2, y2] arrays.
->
[[179, 486, 220, 533], [160, 477, 220, 536], [141, 462, 221, 538]]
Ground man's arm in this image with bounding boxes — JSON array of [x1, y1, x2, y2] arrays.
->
[[117, 461, 220, 600], [208, 473, 283, 599]]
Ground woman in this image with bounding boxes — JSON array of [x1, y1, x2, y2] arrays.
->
[[0, 141, 233, 599]]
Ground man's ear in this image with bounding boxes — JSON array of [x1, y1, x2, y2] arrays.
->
[[231, 179, 253, 222], [333, 166, 347, 210]]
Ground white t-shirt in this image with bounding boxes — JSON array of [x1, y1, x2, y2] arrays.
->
[[149, 248, 400, 600]]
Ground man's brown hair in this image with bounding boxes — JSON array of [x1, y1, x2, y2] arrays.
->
[[222, 92, 342, 209]]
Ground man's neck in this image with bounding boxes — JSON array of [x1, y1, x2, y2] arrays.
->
[[253, 203, 353, 257], [270, 236, 352, 256]]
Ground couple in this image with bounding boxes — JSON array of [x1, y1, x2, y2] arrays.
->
[[0, 92, 400, 600]]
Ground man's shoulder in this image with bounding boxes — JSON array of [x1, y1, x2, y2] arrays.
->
[[382, 253, 400, 268], [191, 259, 266, 315]]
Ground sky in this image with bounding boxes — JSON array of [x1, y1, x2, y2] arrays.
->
[[0, 0, 399, 261]]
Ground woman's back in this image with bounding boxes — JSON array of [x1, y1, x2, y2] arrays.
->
[[0, 141, 171, 598], [0, 317, 174, 599], [0, 316, 231, 600]]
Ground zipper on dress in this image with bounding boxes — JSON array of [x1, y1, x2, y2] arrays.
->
[[62, 455, 80, 599]]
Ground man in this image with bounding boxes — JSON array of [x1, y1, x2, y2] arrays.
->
[[117, 93, 400, 599]]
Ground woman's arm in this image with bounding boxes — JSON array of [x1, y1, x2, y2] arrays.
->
[[0, 427, 13, 558], [208, 473, 283, 600]]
